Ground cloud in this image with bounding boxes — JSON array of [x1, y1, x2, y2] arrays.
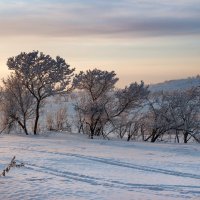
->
[[0, 0, 200, 38]]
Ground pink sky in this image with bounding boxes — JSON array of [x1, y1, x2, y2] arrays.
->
[[0, 0, 200, 87]]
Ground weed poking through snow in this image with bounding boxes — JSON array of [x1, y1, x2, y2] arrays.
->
[[0, 156, 24, 177]]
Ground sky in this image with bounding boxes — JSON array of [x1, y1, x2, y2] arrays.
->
[[0, 0, 200, 87]]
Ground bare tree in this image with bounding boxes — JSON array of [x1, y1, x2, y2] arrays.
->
[[55, 108, 71, 131], [73, 69, 118, 139], [141, 92, 174, 142], [46, 108, 71, 132], [73, 69, 149, 139], [1, 73, 35, 135], [46, 112, 55, 131], [142, 88, 200, 143], [167, 88, 200, 143], [7, 51, 75, 134], [113, 81, 149, 118]]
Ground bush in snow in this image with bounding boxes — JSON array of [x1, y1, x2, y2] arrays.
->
[[46, 108, 71, 132]]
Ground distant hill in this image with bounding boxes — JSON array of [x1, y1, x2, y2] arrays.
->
[[149, 75, 200, 92]]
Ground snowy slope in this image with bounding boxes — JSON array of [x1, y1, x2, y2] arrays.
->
[[0, 133, 200, 200], [150, 76, 200, 92]]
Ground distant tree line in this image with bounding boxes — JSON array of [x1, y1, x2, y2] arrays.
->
[[0, 51, 200, 143]]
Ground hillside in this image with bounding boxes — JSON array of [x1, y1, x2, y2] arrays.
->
[[149, 76, 200, 92]]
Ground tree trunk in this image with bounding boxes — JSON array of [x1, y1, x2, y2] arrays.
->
[[17, 120, 28, 135], [90, 127, 94, 139], [150, 130, 159, 143], [23, 115, 28, 135], [127, 134, 131, 141], [184, 132, 188, 143], [34, 100, 40, 135], [175, 130, 179, 143], [24, 126, 28, 135]]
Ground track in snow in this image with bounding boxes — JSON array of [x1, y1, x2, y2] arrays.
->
[[12, 146, 200, 180], [20, 161, 200, 196], [1, 139, 200, 200]]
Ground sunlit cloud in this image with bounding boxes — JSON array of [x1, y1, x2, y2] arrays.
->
[[0, 0, 200, 38]]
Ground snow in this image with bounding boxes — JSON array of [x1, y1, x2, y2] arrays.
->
[[0, 133, 200, 200], [150, 76, 200, 92]]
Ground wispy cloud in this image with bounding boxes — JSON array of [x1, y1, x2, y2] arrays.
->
[[0, 0, 200, 38]]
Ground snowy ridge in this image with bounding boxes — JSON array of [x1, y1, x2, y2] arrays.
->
[[149, 76, 200, 92]]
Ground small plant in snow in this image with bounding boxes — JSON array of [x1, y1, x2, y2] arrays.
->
[[0, 156, 24, 177], [46, 108, 71, 132]]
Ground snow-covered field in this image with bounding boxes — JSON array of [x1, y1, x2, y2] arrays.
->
[[0, 133, 200, 200]]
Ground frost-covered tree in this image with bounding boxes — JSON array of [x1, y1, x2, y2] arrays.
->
[[1, 73, 35, 135], [73, 69, 118, 139], [167, 88, 200, 143], [113, 81, 149, 117], [73, 69, 118, 101], [142, 88, 200, 143], [73, 69, 149, 139], [112, 112, 141, 141], [141, 92, 174, 142], [7, 51, 75, 134]]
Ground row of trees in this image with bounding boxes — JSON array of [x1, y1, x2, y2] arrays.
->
[[73, 69, 149, 139], [117, 88, 200, 143], [0, 51, 199, 143], [72, 71, 200, 143]]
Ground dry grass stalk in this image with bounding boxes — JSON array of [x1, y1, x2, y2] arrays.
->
[[0, 156, 24, 177]]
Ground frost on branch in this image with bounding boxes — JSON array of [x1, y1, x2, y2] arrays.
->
[[114, 81, 149, 117], [73, 69, 149, 139], [7, 51, 75, 98], [6, 51, 75, 134], [1, 74, 35, 135]]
